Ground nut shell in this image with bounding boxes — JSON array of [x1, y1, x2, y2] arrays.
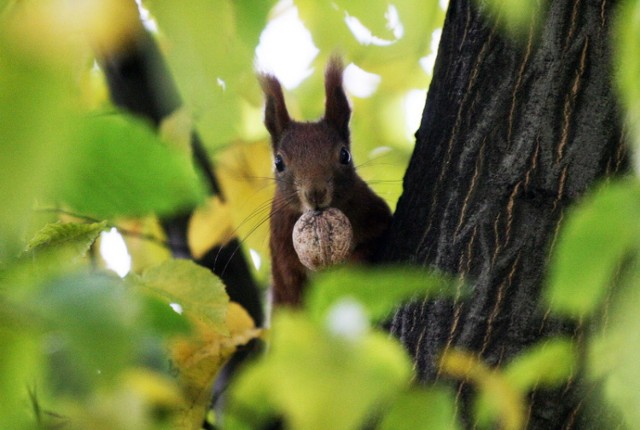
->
[[292, 208, 353, 271]]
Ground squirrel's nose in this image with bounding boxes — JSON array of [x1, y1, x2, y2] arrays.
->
[[304, 188, 329, 210]]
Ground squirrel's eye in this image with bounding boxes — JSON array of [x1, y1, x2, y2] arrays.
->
[[339, 147, 351, 165], [274, 154, 286, 172]]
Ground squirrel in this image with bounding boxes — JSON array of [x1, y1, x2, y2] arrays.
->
[[259, 57, 392, 306]]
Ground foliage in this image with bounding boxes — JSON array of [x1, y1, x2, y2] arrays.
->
[[225, 283, 462, 430], [616, 0, 640, 148], [305, 265, 466, 323], [544, 178, 640, 428], [2, 223, 245, 429], [2, 0, 640, 429], [24, 221, 108, 255], [478, 0, 546, 37]]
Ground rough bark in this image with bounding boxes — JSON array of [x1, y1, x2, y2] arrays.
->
[[384, 0, 627, 428]]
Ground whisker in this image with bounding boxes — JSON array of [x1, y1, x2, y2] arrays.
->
[[366, 179, 404, 185], [216, 191, 299, 277], [355, 161, 403, 170]]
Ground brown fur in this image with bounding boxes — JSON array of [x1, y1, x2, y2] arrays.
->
[[261, 56, 392, 306]]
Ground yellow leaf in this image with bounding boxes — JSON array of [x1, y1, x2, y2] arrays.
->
[[79, 65, 110, 110], [170, 302, 261, 429], [218, 141, 274, 254], [188, 196, 234, 259], [5, 0, 141, 65], [439, 349, 525, 430], [122, 368, 184, 409], [160, 107, 194, 155], [189, 140, 273, 262], [138, 259, 229, 334]]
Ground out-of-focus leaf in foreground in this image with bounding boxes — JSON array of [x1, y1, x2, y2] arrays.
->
[[440, 350, 525, 430], [59, 113, 206, 219], [615, 0, 640, 148], [589, 266, 640, 428], [504, 337, 576, 391], [478, 0, 544, 38], [34, 272, 147, 391], [306, 266, 462, 323], [380, 387, 461, 430], [545, 180, 640, 318], [228, 311, 412, 430]]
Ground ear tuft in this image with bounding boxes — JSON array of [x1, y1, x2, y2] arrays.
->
[[324, 56, 351, 142], [259, 74, 290, 146]]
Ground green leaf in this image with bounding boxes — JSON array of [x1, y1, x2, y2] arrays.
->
[[229, 311, 412, 430], [615, 0, 640, 149], [0, 29, 78, 256], [58, 113, 206, 219], [588, 266, 640, 428], [479, 0, 544, 37], [380, 387, 461, 430], [24, 221, 108, 255], [504, 337, 576, 391], [306, 266, 461, 323], [545, 180, 640, 317], [0, 0, 13, 14], [296, 1, 359, 57], [0, 330, 43, 428], [132, 259, 229, 334], [235, 0, 274, 48], [225, 362, 278, 430], [2, 247, 88, 299], [34, 272, 145, 392], [145, 0, 266, 148], [142, 295, 191, 336], [440, 350, 525, 430], [335, 1, 397, 41]]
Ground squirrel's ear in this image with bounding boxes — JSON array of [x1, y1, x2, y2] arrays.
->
[[324, 56, 351, 142], [259, 74, 290, 145]]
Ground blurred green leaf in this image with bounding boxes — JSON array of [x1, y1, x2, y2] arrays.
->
[[504, 337, 576, 391], [0, 32, 77, 256], [336, 1, 396, 41], [615, 0, 640, 148], [132, 259, 229, 335], [306, 266, 461, 323], [225, 362, 278, 430], [24, 221, 108, 255], [0, 330, 43, 428], [0, 0, 16, 18], [145, 0, 269, 148], [296, 1, 359, 56], [440, 350, 525, 430], [59, 113, 206, 219], [229, 311, 411, 430], [2, 247, 89, 301], [1, 259, 185, 427], [142, 295, 191, 336], [479, 0, 544, 37], [34, 272, 143, 393], [588, 265, 640, 428], [380, 387, 461, 430], [235, 0, 275, 49], [545, 180, 640, 317]]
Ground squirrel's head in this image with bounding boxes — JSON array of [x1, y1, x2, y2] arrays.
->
[[260, 57, 356, 213]]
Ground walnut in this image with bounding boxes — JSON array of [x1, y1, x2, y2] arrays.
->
[[292, 208, 353, 271]]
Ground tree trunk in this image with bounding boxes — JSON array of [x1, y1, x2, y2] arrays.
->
[[384, 0, 627, 428]]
